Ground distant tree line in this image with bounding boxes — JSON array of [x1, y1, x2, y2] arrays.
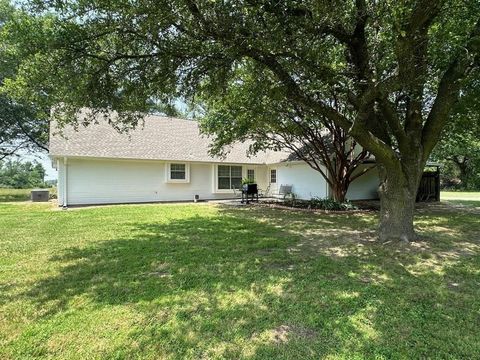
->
[[0, 160, 46, 188]]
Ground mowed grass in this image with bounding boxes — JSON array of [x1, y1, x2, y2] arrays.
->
[[0, 199, 479, 359], [0, 188, 32, 202], [0, 188, 57, 202], [441, 191, 480, 207]]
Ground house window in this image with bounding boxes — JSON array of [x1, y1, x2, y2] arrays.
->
[[247, 169, 255, 182], [170, 163, 186, 180], [218, 165, 242, 190], [166, 163, 189, 183], [270, 169, 277, 183]]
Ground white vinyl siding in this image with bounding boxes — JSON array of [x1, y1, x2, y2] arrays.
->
[[346, 165, 379, 200], [60, 158, 252, 205], [56, 157, 378, 206], [275, 163, 327, 200]]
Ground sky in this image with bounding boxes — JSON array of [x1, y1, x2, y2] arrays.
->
[[20, 151, 58, 181]]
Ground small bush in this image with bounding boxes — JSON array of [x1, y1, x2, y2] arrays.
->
[[241, 178, 255, 185], [282, 197, 357, 211], [310, 197, 357, 210]]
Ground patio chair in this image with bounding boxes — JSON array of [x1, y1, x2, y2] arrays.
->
[[278, 184, 293, 199]]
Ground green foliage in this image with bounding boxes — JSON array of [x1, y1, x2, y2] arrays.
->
[[0, 0, 49, 158], [0, 159, 46, 188], [282, 197, 358, 211], [309, 197, 358, 211], [2, 0, 478, 144], [432, 80, 480, 190], [199, 63, 370, 202], [241, 177, 255, 185], [148, 99, 188, 118], [439, 160, 463, 189]]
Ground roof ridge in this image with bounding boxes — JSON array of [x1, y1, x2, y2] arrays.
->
[[144, 113, 199, 123]]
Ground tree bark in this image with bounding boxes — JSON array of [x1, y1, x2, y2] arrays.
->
[[377, 163, 422, 242], [331, 181, 348, 202], [453, 157, 470, 188]]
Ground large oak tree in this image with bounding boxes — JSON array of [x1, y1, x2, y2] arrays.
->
[[4, 0, 480, 241]]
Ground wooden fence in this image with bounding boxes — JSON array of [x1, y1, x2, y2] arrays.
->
[[416, 167, 440, 202]]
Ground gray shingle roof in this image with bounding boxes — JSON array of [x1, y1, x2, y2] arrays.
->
[[49, 113, 291, 164]]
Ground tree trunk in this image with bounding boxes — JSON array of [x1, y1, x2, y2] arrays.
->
[[331, 181, 348, 202], [377, 163, 422, 243], [455, 158, 470, 188]]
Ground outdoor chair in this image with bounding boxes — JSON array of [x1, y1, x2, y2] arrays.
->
[[278, 184, 293, 199]]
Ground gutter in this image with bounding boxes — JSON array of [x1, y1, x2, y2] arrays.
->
[[62, 157, 68, 208]]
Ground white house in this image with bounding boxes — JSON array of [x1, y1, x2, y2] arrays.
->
[[49, 114, 379, 206]]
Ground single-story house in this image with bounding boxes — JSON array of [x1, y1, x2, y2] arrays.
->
[[49, 114, 379, 206]]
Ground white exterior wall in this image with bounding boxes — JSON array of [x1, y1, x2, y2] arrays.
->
[[55, 156, 378, 205], [57, 158, 269, 206], [346, 165, 379, 200], [270, 162, 379, 201], [271, 162, 328, 200]]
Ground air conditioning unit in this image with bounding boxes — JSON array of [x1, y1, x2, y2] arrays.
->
[[31, 189, 49, 202]]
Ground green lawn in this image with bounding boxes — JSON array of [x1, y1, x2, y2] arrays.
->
[[0, 199, 479, 359], [0, 188, 57, 202], [0, 188, 32, 202], [441, 191, 480, 207]]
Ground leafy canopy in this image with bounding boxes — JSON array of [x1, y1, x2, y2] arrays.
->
[[3, 2, 480, 198], [0, 0, 49, 159], [5, 1, 478, 150], [433, 80, 480, 189]]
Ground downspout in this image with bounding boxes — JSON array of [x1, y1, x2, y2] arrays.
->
[[63, 157, 68, 208]]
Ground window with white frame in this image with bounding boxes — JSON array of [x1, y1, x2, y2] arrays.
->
[[218, 165, 242, 190], [247, 169, 255, 182], [170, 163, 186, 179], [270, 169, 277, 183], [167, 163, 189, 182]]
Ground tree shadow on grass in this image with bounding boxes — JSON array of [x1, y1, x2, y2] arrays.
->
[[14, 205, 480, 358]]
